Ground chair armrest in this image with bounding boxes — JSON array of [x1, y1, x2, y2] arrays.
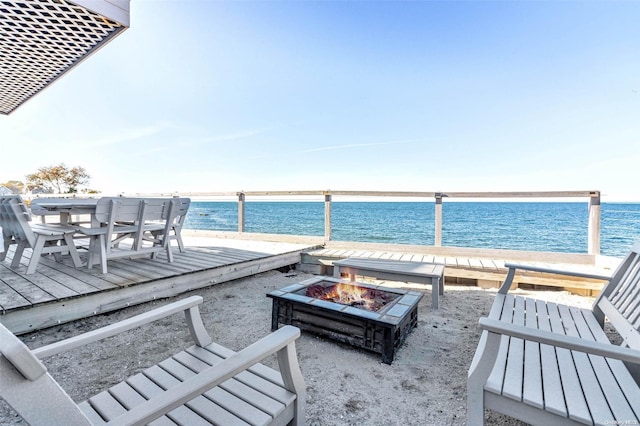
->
[[479, 317, 640, 365], [504, 262, 612, 281], [497, 263, 611, 293], [106, 325, 302, 426], [32, 296, 209, 359]]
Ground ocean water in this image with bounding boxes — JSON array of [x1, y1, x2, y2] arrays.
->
[[184, 202, 640, 258]]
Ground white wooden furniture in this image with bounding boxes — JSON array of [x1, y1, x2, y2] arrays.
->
[[0, 196, 82, 274], [0, 296, 305, 425], [333, 257, 445, 309], [146, 197, 191, 253], [78, 197, 178, 274], [467, 241, 640, 425], [30, 198, 99, 226]]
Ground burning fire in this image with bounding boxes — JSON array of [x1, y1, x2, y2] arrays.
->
[[305, 282, 396, 312], [326, 283, 374, 310]]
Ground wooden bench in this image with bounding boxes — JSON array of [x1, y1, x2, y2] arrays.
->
[[0, 296, 306, 425], [147, 197, 191, 253], [467, 241, 640, 425], [78, 197, 178, 274], [333, 257, 445, 308]]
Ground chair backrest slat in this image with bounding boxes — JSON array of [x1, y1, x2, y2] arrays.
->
[[594, 241, 640, 349], [172, 197, 190, 227], [0, 196, 36, 247], [94, 197, 174, 224]]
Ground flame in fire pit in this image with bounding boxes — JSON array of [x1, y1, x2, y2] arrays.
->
[[304, 282, 397, 312]]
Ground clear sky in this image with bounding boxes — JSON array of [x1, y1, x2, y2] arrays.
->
[[1, 0, 639, 201]]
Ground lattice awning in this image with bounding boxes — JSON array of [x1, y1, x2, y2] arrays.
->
[[0, 0, 129, 115]]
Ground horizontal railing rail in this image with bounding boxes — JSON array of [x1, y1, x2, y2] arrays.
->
[[25, 190, 602, 255]]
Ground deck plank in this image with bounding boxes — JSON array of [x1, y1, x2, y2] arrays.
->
[[0, 236, 316, 334]]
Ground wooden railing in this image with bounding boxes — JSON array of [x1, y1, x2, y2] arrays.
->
[[117, 189, 602, 256]]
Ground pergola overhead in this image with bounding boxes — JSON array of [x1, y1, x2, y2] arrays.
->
[[0, 0, 130, 115]]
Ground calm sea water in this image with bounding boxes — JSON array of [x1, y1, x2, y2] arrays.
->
[[184, 202, 640, 258]]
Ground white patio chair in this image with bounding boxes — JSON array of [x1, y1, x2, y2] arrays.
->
[[0, 196, 81, 274]]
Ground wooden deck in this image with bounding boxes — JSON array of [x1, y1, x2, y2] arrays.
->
[[0, 230, 622, 335], [0, 235, 320, 335], [301, 241, 619, 295]]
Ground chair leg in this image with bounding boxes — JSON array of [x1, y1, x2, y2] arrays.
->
[[11, 241, 27, 268], [26, 236, 47, 274], [166, 244, 174, 263], [62, 234, 82, 268], [176, 232, 185, 252]]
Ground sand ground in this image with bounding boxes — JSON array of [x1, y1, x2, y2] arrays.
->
[[0, 270, 600, 425]]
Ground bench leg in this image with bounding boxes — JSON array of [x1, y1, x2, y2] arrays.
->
[[87, 235, 108, 274], [62, 234, 82, 268], [431, 277, 439, 309], [333, 265, 341, 278]]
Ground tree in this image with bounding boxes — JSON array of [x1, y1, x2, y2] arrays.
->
[[0, 180, 25, 194], [26, 164, 90, 194]]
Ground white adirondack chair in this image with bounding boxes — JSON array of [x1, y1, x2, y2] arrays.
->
[[0, 296, 306, 425], [0, 195, 81, 274]]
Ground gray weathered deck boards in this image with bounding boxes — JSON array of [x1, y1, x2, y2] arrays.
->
[[0, 233, 622, 334], [302, 247, 616, 292], [0, 237, 319, 334]]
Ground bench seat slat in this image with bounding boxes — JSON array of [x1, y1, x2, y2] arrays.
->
[[546, 300, 594, 423], [141, 364, 251, 426], [502, 296, 526, 401], [86, 389, 128, 421], [522, 298, 543, 408], [570, 307, 640, 422], [159, 355, 272, 426], [202, 342, 286, 387], [126, 373, 210, 426], [558, 304, 615, 424], [535, 299, 567, 417], [484, 295, 512, 394], [171, 350, 286, 421], [187, 345, 296, 406], [77, 401, 107, 425]]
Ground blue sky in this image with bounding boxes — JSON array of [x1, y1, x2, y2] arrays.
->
[[1, 0, 639, 200]]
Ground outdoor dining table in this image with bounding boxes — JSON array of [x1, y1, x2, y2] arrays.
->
[[30, 198, 100, 226]]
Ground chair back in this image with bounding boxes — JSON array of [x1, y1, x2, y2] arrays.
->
[[94, 197, 178, 250], [94, 197, 175, 224], [0, 196, 36, 248], [170, 197, 190, 228], [593, 240, 640, 350], [0, 322, 92, 425]]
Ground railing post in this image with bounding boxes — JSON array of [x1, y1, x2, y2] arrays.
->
[[237, 192, 245, 233], [588, 191, 601, 255], [324, 191, 332, 242], [435, 193, 443, 247]]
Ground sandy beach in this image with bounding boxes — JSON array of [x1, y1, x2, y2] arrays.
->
[[0, 269, 599, 425]]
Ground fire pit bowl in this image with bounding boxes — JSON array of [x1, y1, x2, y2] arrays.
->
[[267, 276, 423, 364]]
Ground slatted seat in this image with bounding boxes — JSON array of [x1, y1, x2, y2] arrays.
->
[[0, 195, 82, 274], [467, 241, 640, 425], [0, 296, 305, 426]]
